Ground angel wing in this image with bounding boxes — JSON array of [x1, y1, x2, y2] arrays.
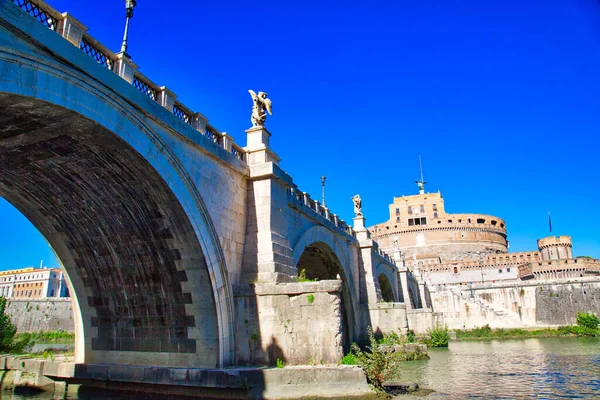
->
[[263, 98, 273, 115], [248, 89, 257, 101]]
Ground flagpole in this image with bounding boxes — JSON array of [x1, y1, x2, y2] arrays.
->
[[548, 212, 552, 234]]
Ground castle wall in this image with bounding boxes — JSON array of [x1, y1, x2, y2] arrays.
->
[[5, 299, 74, 332], [428, 277, 600, 330]]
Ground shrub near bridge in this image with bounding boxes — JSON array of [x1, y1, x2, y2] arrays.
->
[[576, 312, 600, 330]]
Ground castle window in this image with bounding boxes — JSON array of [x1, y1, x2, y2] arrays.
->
[[395, 208, 400, 215], [498, 269, 503, 273], [408, 206, 413, 214], [420, 205, 425, 213], [396, 216, 400, 222], [408, 217, 427, 226], [491, 220, 497, 226], [453, 267, 458, 274], [507, 268, 511, 272], [448, 219, 453, 223], [433, 204, 438, 211], [458, 219, 462, 223], [468, 218, 472, 223], [438, 221, 441, 224], [434, 212, 438, 219], [477, 218, 485, 224], [500, 223, 505, 228]]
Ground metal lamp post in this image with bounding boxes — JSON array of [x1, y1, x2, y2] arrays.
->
[[321, 175, 326, 207], [120, 0, 137, 55]]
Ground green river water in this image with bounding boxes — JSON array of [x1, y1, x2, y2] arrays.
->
[[7, 337, 600, 399], [399, 337, 600, 399]]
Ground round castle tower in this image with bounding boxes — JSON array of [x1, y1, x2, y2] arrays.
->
[[537, 236, 573, 261]]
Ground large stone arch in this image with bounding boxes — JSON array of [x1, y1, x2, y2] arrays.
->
[[292, 226, 359, 349], [0, 35, 233, 367]]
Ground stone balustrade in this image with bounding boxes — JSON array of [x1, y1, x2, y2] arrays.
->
[[12, 0, 246, 162], [288, 187, 356, 239]]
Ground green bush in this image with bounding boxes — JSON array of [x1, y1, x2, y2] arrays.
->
[[341, 351, 358, 365], [0, 297, 17, 352], [426, 325, 450, 347], [378, 331, 401, 345], [406, 330, 416, 343], [576, 312, 600, 330], [276, 358, 285, 368], [351, 327, 402, 390]]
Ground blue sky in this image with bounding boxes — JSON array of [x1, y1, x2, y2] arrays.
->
[[1, 0, 599, 271]]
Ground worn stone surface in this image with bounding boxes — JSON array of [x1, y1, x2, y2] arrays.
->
[[429, 277, 600, 329], [5, 299, 74, 332], [234, 282, 345, 366]]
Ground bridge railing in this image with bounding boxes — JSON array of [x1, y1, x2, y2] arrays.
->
[[12, 0, 247, 163], [288, 187, 356, 239]]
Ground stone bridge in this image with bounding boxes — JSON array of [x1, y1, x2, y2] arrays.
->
[[0, 0, 429, 374]]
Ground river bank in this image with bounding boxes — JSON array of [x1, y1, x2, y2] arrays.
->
[[454, 324, 599, 341]]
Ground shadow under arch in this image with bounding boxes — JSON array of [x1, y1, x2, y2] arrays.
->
[[0, 44, 234, 367], [377, 273, 394, 302], [293, 227, 359, 352]]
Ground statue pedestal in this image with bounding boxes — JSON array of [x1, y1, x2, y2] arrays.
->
[[353, 215, 369, 241], [244, 126, 280, 166]]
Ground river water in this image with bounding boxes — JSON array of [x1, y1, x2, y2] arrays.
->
[[7, 338, 600, 399], [399, 337, 600, 399]]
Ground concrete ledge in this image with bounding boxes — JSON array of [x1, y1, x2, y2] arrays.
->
[[369, 302, 407, 310], [233, 281, 343, 297], [0, 358, 373, 399]]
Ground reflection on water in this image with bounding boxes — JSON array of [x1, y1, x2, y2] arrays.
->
[[5, 338, 600, 399], [399, 337, 600, 399]]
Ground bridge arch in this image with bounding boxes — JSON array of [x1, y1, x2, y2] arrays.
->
[[377, 273, 395, 302], [0, 40, 233, 367], [292, 226, 358, 350], [375, 262, 400, 303]]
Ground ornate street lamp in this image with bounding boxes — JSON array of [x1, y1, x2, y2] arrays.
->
[[321, 175, 326, 207], [120, 0, 137, 55]]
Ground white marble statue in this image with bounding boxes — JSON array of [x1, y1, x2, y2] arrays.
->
[[248, 90, 272, 127], [352, 194, 362, 216]]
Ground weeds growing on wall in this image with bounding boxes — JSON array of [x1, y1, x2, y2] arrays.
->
[[295, 269, 314, 283]]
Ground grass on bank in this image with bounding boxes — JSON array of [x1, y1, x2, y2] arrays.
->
[[13, 330, 75, 344], [456, 313, 600, 340]]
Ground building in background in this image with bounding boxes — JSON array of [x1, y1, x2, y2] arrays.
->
[[0, 266, 69, 299], [369, 181, 600, 286]]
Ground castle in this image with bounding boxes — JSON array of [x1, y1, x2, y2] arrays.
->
[[368, 182, 600, 286]]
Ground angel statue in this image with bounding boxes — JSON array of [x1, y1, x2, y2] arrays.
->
[[414, 179, 426, 192], [352, 194, 362, 216], [248, 90, 272, 127]]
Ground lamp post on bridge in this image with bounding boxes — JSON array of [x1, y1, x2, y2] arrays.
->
[[120, 0, 137, 55], [321, 175, 326, 207]]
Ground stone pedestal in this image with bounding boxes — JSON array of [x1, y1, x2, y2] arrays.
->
[[244, 126, 280, 166], [112, 51, 138, 84]]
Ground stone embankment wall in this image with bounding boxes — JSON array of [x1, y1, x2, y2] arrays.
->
[[5, 299, 74, 332], [429, 277, 600, 329]]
